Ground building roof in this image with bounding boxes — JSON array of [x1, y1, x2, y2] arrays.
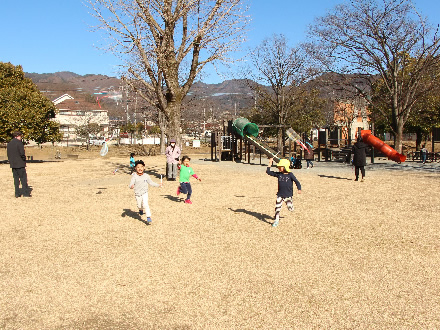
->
[[56, 98, 103, 111], [53, 94, 74, 105]]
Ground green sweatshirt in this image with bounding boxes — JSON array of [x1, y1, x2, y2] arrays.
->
[[179, 165, 195, 182]]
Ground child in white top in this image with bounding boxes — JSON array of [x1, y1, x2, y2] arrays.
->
[[129, 160, 162, 224]]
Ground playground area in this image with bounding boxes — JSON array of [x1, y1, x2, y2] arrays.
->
[[209, 118, 420, 167], [1, 151, 439, 328]]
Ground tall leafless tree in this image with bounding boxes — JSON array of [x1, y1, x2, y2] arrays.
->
[[245, 34, 318, 152], [306, 0, 440, 153], [87, 0, 249, 151]]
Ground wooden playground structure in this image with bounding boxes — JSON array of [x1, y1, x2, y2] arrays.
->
[[209, 118, 426, 165], [210, 118, 308, 165]]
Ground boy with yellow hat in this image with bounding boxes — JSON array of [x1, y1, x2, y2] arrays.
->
[[266, 158, 302, 227]]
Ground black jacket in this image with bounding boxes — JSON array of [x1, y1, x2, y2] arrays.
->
[[7, 138, 26, 168], [352, 141, 368, 167], [266, 167, 301, 198]]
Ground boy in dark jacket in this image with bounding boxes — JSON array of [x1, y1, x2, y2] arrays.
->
[[266, 158, 302, 227]]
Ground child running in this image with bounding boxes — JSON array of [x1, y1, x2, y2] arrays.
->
[[177, 156, 201, 204], [129, 160, 162, 224], [266, 158, 302, 227]]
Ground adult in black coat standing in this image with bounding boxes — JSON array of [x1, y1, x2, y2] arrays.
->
[[352, 136, 368, 182], [7, 131, 31, 197]]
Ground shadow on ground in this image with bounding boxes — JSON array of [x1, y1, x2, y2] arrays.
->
[[318, 174, 353, 180], [161, 194, 183, 203], [229, 208, 273, 225], [0, 160, 61, 164], [121, 209, 150, 226]]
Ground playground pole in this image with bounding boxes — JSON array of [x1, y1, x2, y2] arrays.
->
[[210, 133, 214, 161], [240, 138, 243, 162], [370, 123, 375, 164]]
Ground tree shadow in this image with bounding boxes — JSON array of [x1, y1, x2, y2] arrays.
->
[[144, 168, 163, 179], [108, 161, 164, 178], [318, 174, 353, 180], [108, 162, 132, 174], [121, 209, 149, 226], [229, 208, 273, 225]]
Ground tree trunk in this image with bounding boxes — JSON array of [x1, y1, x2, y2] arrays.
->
[[394, 121, 404, 153], [165, 101, 182, 149], [415, 128, 423, 151], [159, 112, 166, 154], [277, 127, 283, 155]]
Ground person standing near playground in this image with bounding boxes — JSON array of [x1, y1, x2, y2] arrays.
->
[[165, 139, 181, 181], [7, 131, 31, 198], [266, 158, 302, 227], [304, 147, 314, 169], [177, 156, 201, 204], [420, 144, 428, 164], [129, 160, 162, 224], [352, 135, 368, 182]]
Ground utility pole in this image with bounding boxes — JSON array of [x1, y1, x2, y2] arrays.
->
[[203, 108, 206, 133], [126, 88, 129, 124]]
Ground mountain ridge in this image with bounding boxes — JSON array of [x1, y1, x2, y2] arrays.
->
[[26, 71, 255, 121]]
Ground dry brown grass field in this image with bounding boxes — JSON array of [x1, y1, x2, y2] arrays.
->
[[1, 145, 439, 329]]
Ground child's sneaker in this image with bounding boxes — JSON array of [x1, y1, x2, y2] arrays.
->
[[139, 210, 144, 215], [146, 217, 152, 224], [184, 199, 192, 204], [272, 219, 279, 227], [177, 186, 181, 196]]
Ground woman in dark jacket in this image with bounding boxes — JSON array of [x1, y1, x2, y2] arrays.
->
[[352, 136, 368, 182]]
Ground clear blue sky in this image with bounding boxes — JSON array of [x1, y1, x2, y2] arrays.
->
[[1, 0, 439, 84]]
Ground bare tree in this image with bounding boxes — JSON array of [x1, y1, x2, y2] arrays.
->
[[306, 0, 440, 153], [75, 114, 103, 149], [245, 34, 318, 152], [87, 0, 249, 151]]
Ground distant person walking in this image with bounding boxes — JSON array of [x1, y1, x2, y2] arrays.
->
[[352, 135, 368, 182], [7, 131, 31, 198], [420, 144, 428, 164], [165, 139, 181, 181], [304, 147, 314, 169]]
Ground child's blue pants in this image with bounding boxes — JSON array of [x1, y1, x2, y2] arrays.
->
[[179, 182, 192, 200]]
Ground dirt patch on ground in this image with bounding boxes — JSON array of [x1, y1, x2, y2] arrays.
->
[[1, 152, 439, 328]]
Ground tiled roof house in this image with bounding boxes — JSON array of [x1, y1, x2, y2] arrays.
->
[[52, 94, 109, 143]]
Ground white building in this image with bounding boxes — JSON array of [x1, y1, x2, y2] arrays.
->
[[52, 94, 110, 144]]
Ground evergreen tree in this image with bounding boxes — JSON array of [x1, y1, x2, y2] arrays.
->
[[0, 62, 61, 143]]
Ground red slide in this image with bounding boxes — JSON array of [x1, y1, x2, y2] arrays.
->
[[361, 130, 406, 163]]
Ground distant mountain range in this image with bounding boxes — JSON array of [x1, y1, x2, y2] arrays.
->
[[26, 71, 255, 122], [26, 71, 370, 126]]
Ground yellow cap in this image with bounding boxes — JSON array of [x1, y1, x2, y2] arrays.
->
[[277, 159, 291, 172]]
